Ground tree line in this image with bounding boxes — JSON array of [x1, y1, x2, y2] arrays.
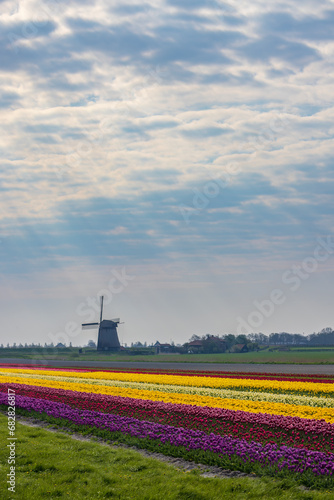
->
[[185, 327, 334, 354], [248, 327, 334, 346]]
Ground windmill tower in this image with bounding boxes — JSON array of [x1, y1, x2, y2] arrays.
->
[[82, 296, 122, 351]]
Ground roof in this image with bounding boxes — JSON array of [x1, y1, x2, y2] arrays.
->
[[188, 340, 203, 346]]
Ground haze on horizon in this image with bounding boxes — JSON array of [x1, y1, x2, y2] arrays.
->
[[1, 0, 334, 348]]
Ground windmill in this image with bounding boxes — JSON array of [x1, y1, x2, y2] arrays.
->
[[82, 296, 122, 351]]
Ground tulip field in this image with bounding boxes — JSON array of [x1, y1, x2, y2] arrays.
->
[[1, 364, 334, 490]]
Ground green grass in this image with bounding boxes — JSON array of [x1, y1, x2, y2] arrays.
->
[[91, 350, 334, 364], [0, 415, 333, 500], [1, 347, 334, 364], [56, 350, 334, 364]]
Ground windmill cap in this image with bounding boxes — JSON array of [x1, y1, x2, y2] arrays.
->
[[100, 319, 120, 326]]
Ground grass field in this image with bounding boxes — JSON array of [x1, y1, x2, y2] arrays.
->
[[1, 415, 333, 500], [79, 350, 334, 364], [1, 348, 334, 364]]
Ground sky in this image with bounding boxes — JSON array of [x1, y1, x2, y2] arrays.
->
[[1, 0, 334, 347]]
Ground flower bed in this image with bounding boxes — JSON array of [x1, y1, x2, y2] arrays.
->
[[1, 364, 333, 488], [1, 382, 334, 453]]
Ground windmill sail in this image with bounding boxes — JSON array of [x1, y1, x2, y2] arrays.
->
[[100, 296, 104, 323], [82, 323, 99, 330]]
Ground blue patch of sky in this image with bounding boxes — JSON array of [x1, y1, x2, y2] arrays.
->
[[25, 124, 62, 134], [181, 126, 232, 139], [0, 92, 19, 108], [294, 105, 324, 117], [34, 135, 60, 144], [166, 0, 227, 9], [260, 11, 334, 41], [112, 4, 151, 15], [239, 35, 321, 68]]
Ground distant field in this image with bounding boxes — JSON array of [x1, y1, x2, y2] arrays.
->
[[80, 349, 334, 364], [1, 347, 334, 364]]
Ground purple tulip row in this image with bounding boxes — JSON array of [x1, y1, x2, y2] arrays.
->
[[2, 392, 333, 477]]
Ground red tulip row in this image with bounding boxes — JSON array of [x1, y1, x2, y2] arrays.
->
[[1, 364, 333, 384], [2, 382, 333, 453]]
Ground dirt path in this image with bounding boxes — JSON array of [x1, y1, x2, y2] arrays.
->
[[13, 414, 253, 480]]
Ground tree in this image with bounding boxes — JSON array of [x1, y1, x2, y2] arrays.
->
[[269, 333, 280, 345], [133, 341, 143, 347], [321, 327, 333, 334], [201, 335, 226, 354], [223, 334, 236, 349], [248, 333, 268, 344], [236, 334, 248, 345], [292, 334, 306, 344], [189, 334, 200, 342]]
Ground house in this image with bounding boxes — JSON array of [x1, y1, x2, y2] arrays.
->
[[231, 343, 248, 353], [205, 336, 227, 353], [187, 336, 227, 353], [208, 336, 227, 346], [187, 340, 203, 353], [188, 340, 203, 347], [154, 341, 173, 354]]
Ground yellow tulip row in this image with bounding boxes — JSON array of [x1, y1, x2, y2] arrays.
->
[[1, 368, 333, 395], [3, 371, 333, 409], [1, 374, 334, 423]]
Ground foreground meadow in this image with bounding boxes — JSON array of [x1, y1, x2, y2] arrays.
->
[[1, 416, 334, 500], [1, 364, 334, 497]]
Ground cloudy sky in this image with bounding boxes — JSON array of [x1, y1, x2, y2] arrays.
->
[[1, 0, 334, 347]]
